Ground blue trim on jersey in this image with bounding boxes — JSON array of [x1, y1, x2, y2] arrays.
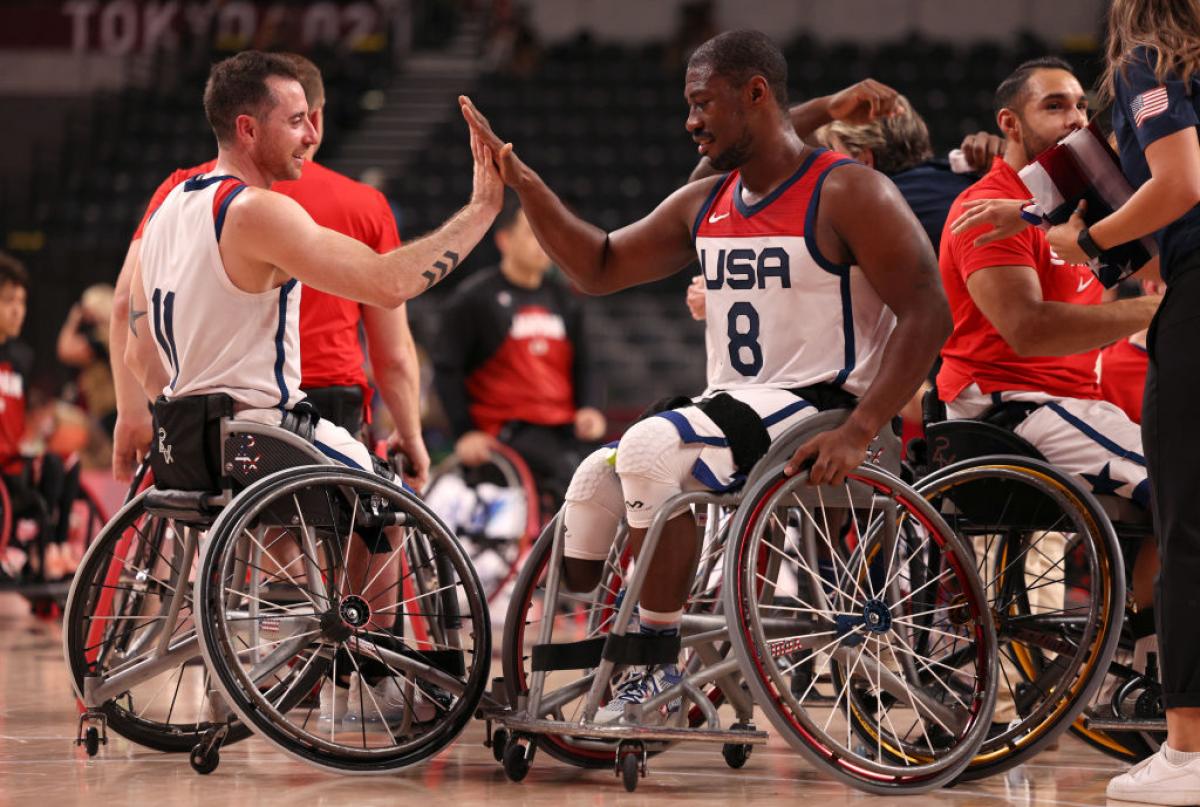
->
[[1132, 478, 1151, 509], [183, 174, 238, 192], [315, 439, 363, 469], [162, 291, 180, 390], [691, 458, 744, 492], [214, 183, 247, 242], [655, 410, 729, 447], [151, 288, 172, 378], [691, 173, 730, 242], [603, 439, 619, 450], [802, 158, 858, 387], [761, 399, 813, 429], [733, 148, 825, 219], [802, 158, 856, 275], [273, 279, 297, 408], [1044, 401, 1147, 465]]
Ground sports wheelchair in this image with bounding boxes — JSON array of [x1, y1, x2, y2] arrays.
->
[[909, 396, 1156, 775], [65, 395, 493, 773], [423, 443, 541, 607], [486, 409, 1001, 794]]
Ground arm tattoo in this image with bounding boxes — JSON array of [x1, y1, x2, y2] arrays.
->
[[129, 298, 146, 337], [421, 250, 460, 290]]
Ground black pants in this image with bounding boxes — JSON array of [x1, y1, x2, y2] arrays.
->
[[3, 453, 81, 546], [1144, 257, 1200, 708], [301, 385, 364, 438], [498, 421, 597, 508]]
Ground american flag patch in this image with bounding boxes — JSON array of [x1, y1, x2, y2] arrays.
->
[[1131, 85, 1169, 127]]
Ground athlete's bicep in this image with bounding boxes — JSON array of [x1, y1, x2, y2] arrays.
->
[[964, 264, 1043, 342], [224, 190, 381, 296], [600, 177, 718, 291], [821, 165, 943, 316]]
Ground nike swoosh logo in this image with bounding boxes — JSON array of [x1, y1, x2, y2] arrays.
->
[[708, 211, 730, 223], [1077, 275, 1094, 293]]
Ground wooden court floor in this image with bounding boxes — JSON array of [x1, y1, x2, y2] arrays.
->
[[0, 592, 1155, 807]]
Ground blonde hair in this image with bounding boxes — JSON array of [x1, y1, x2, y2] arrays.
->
[[815, 95, 933, 175], [1102, 0, 1200, 102]]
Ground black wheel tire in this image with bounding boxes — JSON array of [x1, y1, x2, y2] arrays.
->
[[84, 727, 100, 757], [492, 729, 509, 764], [620, 751, 640, 792], [503, 741, 531, 782], [722, 742, 751, 769], [189, 745, 219, 775]]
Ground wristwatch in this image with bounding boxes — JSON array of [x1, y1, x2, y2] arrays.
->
[[1077, 226, 1103, 260]]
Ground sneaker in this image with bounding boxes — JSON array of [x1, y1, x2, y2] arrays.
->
[[1108, 746, 1200, 805], [344, 673, 437, 725], [319, 679, 349, 723], [596, 666, 682, 724]]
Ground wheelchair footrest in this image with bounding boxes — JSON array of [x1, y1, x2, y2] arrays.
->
[[1084, 716, 1166, 732], [494, 715, 769, 745], [530, 633, 683, 672]]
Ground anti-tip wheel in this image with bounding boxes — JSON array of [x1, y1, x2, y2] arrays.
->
[[189, 744, 220, 775], [722, 742, 752, 769], [83, 727, 100, 757], [620, 751, 640, 792], [492, 728, 510, 764], [502, 739, 530, 782]]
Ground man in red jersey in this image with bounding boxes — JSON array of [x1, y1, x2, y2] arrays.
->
[[463, 30, 950, 718], [938, 59, 1162, 720], [110, 54, 429, 488], [938, 57, 1158, 511]]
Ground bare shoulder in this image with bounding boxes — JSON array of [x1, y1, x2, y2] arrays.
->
[[819, 161, 905, 211], [225, 186, 311, 228], [662, 173, 726, 225]]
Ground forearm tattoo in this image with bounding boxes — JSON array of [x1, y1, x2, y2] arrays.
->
[[129, 297, 146, 337], [421, 250, 460, 290]]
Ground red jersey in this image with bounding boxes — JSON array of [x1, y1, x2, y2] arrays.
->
[[1099, 336, 1149, 423], [937, 158, 1103, 402], [135, 160, 400, 405], [0, 340, 31, 474]]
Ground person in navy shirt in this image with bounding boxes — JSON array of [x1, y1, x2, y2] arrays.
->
[[1043, 2, 1200, 803]]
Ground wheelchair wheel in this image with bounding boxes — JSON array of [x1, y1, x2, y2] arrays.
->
[[915, 457, 1125, 779], [725, 465, 998, 794], [423, 445, 538, 605], [63, 491, 252, 751], [1069, 623, 1160, 762], [195, 465, 491, 773], [500, 508, 732, 769]]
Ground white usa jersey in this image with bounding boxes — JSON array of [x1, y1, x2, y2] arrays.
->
[[139, 174, 304, 409], [694, 149, 895, 398]]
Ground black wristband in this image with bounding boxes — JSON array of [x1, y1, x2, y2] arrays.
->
[[1077, 226, 1102, 261]]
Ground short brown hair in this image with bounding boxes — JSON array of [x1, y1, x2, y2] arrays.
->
[[0, 251, 29, 292], [280, 53, 325, 110], [817, 95, 933, 175], [203, 50, 301, 144]]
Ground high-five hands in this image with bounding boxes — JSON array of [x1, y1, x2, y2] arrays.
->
[[461, 96, 525, 187]]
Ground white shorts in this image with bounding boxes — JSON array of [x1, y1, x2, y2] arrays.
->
[[948, 385, 1149, 506], [235, 408, 374, 472], [648, 387, 822, 491]]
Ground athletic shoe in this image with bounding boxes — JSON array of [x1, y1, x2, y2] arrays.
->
[[318, 679, 348, 723], [1108, 746, 1200, 805], [595, 666, 682, 724], [344, 673, 437, 724]]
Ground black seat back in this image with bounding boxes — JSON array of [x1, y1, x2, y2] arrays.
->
[[924, 419, 1045, 470]]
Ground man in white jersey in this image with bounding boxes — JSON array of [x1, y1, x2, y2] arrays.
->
[[126, 51, 502, 465], [462, 30, 952, 718]]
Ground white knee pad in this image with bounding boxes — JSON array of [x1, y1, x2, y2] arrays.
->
[[615, 416, 700, 529], [562, 448, 625, 561]]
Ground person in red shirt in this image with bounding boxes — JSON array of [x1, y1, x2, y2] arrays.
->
[[0, 253, 82, 580], [939, 57, 1160, 618], [110, 54, 429, 488]]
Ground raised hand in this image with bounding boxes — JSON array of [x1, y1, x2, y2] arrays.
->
[[460, 95, 524, 186], [468, 125, 504, 216], [826, 79, 901, 126]]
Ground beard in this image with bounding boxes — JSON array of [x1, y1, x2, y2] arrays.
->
[[708, 128, 754, 171]]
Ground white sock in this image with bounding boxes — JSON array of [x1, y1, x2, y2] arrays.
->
[[1163, 743, 1200, 766]]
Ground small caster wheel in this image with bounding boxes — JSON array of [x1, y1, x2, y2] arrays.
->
[[492, 728, 509, 764], [189, 744, 220, 775], [83, 727, 100, 757], [502, 740, 530, 782], [722, 742, 751, 769], [620, 751, 640, 792]]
